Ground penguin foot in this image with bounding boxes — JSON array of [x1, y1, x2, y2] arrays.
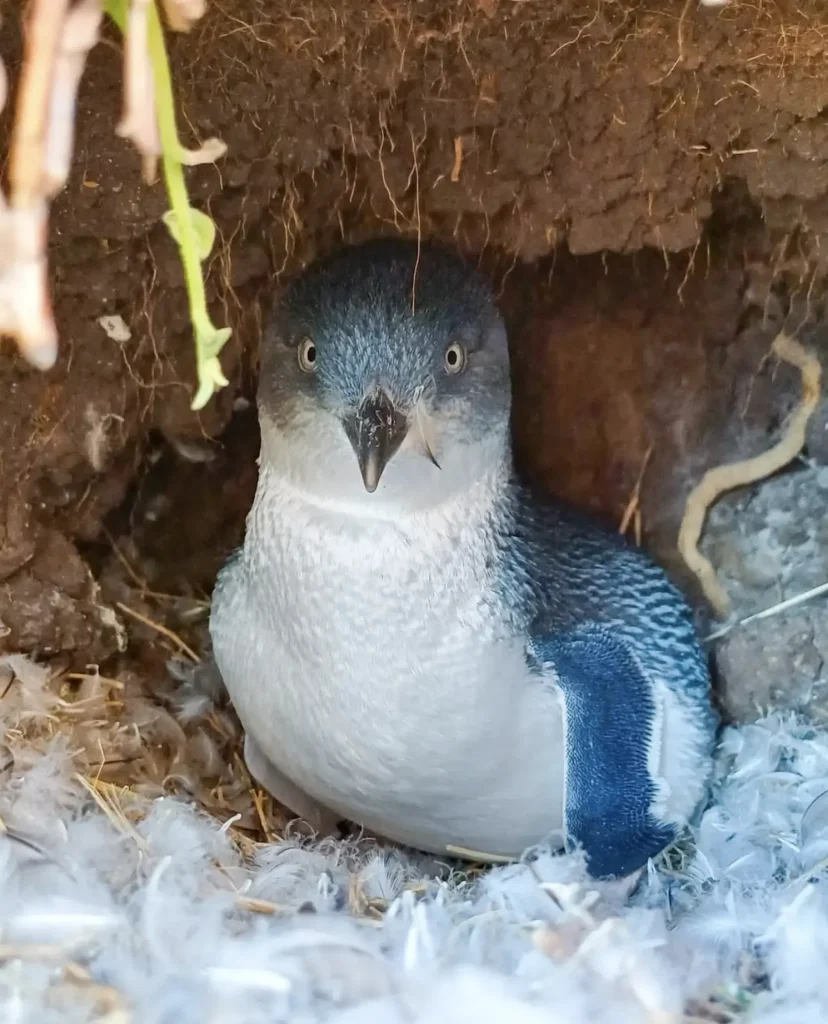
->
[[243, 734, 342, 838]]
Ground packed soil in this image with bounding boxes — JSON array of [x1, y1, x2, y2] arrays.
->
[[0, 0, 827, 721]]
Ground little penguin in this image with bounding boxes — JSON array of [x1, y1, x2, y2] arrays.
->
[[210, 237, 718, 880]]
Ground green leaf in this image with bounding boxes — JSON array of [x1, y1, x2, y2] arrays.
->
[[191, 354, 231, 412], [162, 207, 217, 262], [204, 326, 232, 360], [190, 324, 231, 411]]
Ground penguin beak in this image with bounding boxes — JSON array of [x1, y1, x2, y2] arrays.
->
[[342, 389, 409, 493]]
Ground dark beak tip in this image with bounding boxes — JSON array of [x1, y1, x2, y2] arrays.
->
[[345, 389, 408, 495]]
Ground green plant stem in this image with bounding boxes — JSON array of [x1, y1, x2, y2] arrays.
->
[[147, 5, 205, 332], [105, 0, 230, 411]]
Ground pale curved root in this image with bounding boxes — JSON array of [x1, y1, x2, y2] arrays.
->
[[678, 332, 822, 619]]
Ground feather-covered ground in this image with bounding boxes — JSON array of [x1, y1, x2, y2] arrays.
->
[[2, 653, 828, 1024]]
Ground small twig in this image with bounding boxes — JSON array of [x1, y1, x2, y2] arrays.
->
[[619, 443, 654, 540], [450, 135, 463, 182], [235, 894, 290, 916], [75, 774, 150, 852], [445, 844, 517, 864], [102, 525, 148, 590], [409, 125, 423, 315], [678, 333, 822, 618], [115, 601, 201, 662], [251, 787, 274, 842], [706, 580, 828, 642]]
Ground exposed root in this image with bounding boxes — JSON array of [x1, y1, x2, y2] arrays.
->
[[0, 0, 101, 370], [161, 0, 207, 31], [9, 0, 73, 206], [678, 332, 822, 619], [117, 0, 161, 181]]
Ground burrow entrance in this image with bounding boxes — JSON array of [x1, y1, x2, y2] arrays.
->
[[1, 0, 827, 747]]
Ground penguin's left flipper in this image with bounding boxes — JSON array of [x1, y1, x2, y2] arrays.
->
[[529, 623, 678, 880]]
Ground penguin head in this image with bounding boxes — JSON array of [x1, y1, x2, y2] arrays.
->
[[258, 237, 511, 511]]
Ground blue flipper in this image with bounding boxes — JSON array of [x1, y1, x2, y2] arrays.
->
[[529, 623, 677, 880]]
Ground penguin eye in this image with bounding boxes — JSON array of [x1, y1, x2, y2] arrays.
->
[[444, 342, 467, 374], [297, 337, 317, 372]]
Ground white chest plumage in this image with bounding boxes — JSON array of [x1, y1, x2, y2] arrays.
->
[[211, 468, 565, 857]]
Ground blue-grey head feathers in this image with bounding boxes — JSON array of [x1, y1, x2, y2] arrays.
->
[[259, 238, 511, 442]]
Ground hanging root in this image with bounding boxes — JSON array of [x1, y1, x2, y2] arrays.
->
[[0, 0, 102, 370], [678, 332, 822, 620]]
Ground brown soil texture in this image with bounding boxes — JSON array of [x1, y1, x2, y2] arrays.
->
[[0, 0, 827, 719]]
